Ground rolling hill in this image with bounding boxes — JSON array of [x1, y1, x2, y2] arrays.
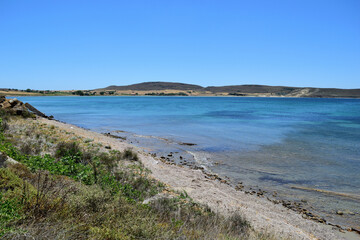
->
[[95, 82, 360, 98]]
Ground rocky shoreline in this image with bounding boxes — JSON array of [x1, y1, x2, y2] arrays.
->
[[99, 129, 360, 237], [1, 96, 358, 239], [152, 149, 360, 236], [86, 131, 359, 239]]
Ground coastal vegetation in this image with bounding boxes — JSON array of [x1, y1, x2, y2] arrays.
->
[[145, 92, 189, 96], [2, 81, 360, 98], [0, 106, 274, 239]]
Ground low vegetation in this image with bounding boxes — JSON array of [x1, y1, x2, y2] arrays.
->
[[0, 111, 268, 239], [145, 92, 189, 96]]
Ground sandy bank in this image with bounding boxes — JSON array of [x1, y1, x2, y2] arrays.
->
[[36, 117, 357, 240]]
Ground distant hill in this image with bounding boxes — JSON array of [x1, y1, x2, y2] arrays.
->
[[99, 82, 203, 91], [95, 82, 360, 98], [204, 85, 297, 94], [205, 85, 360, 98]]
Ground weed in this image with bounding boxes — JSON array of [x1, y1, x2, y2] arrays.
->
[[123, 148, 139, 161], [54, 141, 81, 159], [19, 142, 41, 156], [0, 152, 7, 166], [0, 194, 23, 236]]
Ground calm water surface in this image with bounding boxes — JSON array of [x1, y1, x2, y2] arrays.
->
[[18, 96, 360, 229]]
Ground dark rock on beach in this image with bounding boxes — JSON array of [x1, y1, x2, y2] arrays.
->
[[179, 142, 197, 146], [0, 97, 50, 118]]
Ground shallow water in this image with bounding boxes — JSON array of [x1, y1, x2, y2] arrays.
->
[[18, 96, 360, 229]]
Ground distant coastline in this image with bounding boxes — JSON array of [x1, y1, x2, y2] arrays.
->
[[2, 81, 360, 98]]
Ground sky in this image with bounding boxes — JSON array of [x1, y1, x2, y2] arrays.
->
[[0, 0, 359, 90]]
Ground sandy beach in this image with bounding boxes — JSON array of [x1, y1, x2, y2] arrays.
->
[[34, 117, 360, 240]]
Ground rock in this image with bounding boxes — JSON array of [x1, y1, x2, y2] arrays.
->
[[257, 191, 264, 196], [0, 98, 32, 116], [336, 210, 344, 215], [8, 98, 17, 106], [0, 153, 20, 168], [24, 103, 47, 118], [235, 182, 244, 191], [1, 100, 11, 109], [0, 95, 5, 103], [318, 218, 326, 223], [5, 157, 19, 166], [103, 133, 126, 140], [343, 210, 355, 215], [179, 142, 197, 146]]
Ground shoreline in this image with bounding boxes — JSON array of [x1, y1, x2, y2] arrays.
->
[[8, 94, 360, 100], [100, 128, 360, 234], [36, 117, 359, 240]]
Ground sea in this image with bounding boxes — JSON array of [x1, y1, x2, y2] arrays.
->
[[17, 96, 360, 230]]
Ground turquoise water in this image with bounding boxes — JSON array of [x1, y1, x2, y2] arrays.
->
[[18, 96, 360, 228]]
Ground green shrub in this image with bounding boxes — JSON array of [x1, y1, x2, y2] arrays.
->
[[0, 195, 23, 236], [54, 141, 81, 159]]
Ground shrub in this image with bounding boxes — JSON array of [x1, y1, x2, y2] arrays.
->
[[0, 194, 23, 236], [123, 148, 139, 161], [0, 152, 7, 166], [0, 118, 8, 132], [19, 141, 41, 156], [69, 185, 110, 213], [23, 171, 71, 219], [226, 213, 250, 235], [54, 141, 81, 159]]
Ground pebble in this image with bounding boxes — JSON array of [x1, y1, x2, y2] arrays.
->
[[336, 210, 344, 215]]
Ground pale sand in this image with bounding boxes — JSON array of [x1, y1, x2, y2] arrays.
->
[[37, 117, 357, 240]]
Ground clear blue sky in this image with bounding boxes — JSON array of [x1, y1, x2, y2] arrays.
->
[[0, 0, 359, 90]]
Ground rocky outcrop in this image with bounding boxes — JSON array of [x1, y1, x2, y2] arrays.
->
[[0, 98, 29, 115], [0, 97, 51, 119], [24, 102, 48, 118]]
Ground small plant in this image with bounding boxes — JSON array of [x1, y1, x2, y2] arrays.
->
[[180, 190, 189, 199], [226, 213, 250, 235], [0, 118, 8, 132], [0, 194, 23, 236], [123, 148, 139, 161], [54, 141, 81, 159], [0, 152, 7, 164], [19, 141, 41, 156]]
